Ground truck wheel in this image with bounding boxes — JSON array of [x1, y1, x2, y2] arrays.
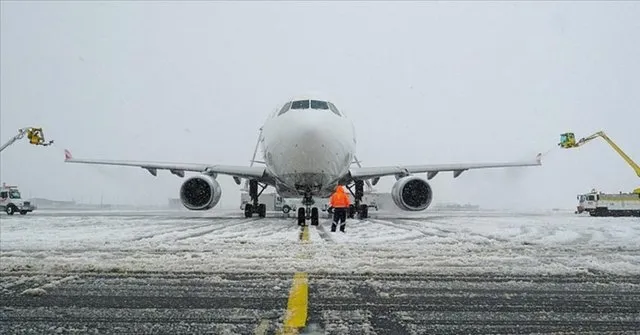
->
[[282, 205, 291, 214], [20, 211, 28, 215], [6, 205, 16, 215]]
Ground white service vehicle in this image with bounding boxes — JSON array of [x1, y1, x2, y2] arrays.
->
[[0, 183, 35, 215], [576, 189, 640, 217]]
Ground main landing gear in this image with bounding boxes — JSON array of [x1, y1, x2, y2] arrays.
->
[[346, 180, 369, 220], [244, 180, 267, 218], [297, 194, 320, 226]]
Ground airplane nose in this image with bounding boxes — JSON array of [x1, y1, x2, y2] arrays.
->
[[282, 111, 342, 172], [288, 111, 331, 142]]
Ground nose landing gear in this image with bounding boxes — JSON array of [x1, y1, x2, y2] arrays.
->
[[297, 194, 319, 226]]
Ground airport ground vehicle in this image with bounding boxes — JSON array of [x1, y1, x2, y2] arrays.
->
[[0, 127, 52, 215], [560, 131, 640, 217], [559, 131, 639, 195], [0, 127, 54, 153], [0, 183, 35, 215], [576, 189, 640, 217]]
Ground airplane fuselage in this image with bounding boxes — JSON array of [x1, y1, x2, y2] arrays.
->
[[261, 98, 356, 198]]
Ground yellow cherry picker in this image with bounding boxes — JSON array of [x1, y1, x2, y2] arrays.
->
[[0, 127, 54, 153], [0, 127, 54, 215], [558, 131, 640, 216]]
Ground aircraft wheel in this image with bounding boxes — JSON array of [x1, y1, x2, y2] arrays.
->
[[244, 204, 253, 218], [311, 207, 319, 226], [297, 207, 306, 226], [348, 204, 356, 219], [358, 205, 369, 220], [258, 204, 266, 218]]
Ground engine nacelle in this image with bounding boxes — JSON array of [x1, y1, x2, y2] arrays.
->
[[391, 176, 433, 211], [179, 175, 222, 210]]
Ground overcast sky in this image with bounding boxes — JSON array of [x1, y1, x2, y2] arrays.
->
[[1, 1, 638, 210]]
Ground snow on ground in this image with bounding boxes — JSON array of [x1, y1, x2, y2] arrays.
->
[[1, 209, 638, 275]]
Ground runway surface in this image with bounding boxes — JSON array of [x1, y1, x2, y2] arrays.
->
[[1, 209, 639, 334], [2, 271, 639, 334]]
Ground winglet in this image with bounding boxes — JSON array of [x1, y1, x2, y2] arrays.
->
[[64, 149, 72, 161], [536, 153, 542, 165]]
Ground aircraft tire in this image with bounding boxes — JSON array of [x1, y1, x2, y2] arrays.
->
[[311, 207, 319, 226], [348, 205, 356, 219], [244, 204, 253, 218], [359, 205, 368, 219], [297, 207, 306, 226]]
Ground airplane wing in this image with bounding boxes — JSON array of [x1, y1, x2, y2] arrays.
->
[[347, 153, 542, 181], [63, 149, 271, 183]]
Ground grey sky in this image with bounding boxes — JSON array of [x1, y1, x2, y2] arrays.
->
[[1, 1, 638, 210]]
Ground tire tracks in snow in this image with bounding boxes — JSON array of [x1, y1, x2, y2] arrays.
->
[[129, 222, 217, 242], [367, 218, 450, 240], [171, 218, 263, 242], [172, 216, 302, 242], [314, 221, 336, 243], [395, 218, 514, 244]]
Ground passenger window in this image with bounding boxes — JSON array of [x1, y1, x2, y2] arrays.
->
[[310, 100, 329, 110], [327, 102, 341, 116], [278, 102, 292, 116], [291, 100, 310, 109]]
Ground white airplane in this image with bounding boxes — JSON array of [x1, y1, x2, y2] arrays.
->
[[64, 94, 542, 225]]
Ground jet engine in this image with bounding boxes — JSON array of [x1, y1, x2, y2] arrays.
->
[[391, 176, 433, 211], [179, 175, 222, 210]]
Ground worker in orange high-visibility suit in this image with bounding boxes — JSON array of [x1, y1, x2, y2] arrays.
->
[[328, 184, 351, 232]]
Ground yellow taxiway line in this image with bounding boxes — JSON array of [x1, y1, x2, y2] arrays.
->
[[281, 272, 309, 333], [277, 225, 310, 335]]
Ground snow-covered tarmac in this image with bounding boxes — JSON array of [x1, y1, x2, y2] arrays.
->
[[1, 209, 638, 276]]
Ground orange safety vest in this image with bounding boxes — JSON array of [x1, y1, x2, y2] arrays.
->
[[329, 186, 351, 208]]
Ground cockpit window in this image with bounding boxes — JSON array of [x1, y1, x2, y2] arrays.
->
[[278, 101, 292, 116], [310, 100, 329, 110], [291, 100, 310, 109], [327, 102, 341, 116]]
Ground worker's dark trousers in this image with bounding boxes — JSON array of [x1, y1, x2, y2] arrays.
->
[[331, 207, 347, 232]]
